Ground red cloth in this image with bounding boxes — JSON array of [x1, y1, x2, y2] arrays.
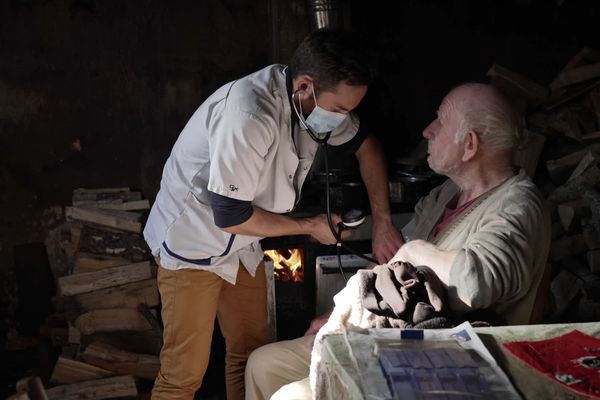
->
[[503, 330, 600, 399], [432, 194, 479, 237]]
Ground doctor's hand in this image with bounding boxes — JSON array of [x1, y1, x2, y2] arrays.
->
[[304, 213, 351, 245], [372, 220, 405, 264], [389, 239, 423, 265]]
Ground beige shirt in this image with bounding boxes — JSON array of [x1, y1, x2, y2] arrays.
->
[[409, 169, 551, 325]]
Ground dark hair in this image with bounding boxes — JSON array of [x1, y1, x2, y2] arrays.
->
[[289, 28, 374, 91]]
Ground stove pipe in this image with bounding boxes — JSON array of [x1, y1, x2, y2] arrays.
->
[[307, 0, 344, 30]]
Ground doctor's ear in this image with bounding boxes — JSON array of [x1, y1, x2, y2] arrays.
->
[[300, 83, 308, 91]]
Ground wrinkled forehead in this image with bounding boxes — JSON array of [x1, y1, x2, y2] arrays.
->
[[438, 92, 462, 120]]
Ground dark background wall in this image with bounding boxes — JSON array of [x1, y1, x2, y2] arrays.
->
[[1, 0, 599, 329]]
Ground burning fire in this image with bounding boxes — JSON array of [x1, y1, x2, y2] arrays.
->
[[264, 248, 303, 282]]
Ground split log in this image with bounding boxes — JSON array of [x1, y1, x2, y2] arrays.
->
[[73, 252, 130, 274], [68, 325, 80, 344], [46, 375, 137, 400], [66, 206, 142, 233], [60, 344, 80, 359], [588, 249, 600, 274], [544, 80, 600, 111], [555, 48, 600, 77], [58, 261, 152, 296], [137, 303, 163, 334], [550, 62, 600, 90], [81, 342, 160, 380], [547, 166, 600, 205], [8, 376, 47, 400], [551, 221, 565, 240], [73, 279, 159, 311], [591, 86, 600, 127], [78, 225, 150, 262], [568, 150, 600, 181], [576, 295, 600, 322], [556, 106, 582, 140], [513, 130, 546, 178], [545, 144, 600, 184], [50, 356, 113, 384], [562, 257, 600, 301], [582, 221, 600, 249], [549, 234, 587, 261], [75, 308, 152, 335], [549, 269, 583, 321], [582, 131, 600, 141], [557, 199, 590, 232], [583, 188, 600, 232], [486, 64, 549, 111]]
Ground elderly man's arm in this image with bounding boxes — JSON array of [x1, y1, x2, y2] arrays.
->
[[390, 239, 458, 286], [355, 135, 405, 263]]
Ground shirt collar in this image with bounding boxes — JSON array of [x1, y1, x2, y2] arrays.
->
[[284, 66, 299, 127]]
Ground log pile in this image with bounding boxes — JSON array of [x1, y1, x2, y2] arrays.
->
[[40, 188, 160, 398], [488, 48, 600, 323]]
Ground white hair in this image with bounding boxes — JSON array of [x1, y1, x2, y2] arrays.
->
[[453, 86, 523, 152]]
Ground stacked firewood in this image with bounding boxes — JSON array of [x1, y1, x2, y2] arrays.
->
[[42, 188, 160, 399], [489, 48, 600, 323]]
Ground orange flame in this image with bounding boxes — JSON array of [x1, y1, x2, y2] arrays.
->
[[264, 248, 303, 282]]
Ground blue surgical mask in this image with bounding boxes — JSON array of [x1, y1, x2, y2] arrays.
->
[[293, 86, 347, 134]]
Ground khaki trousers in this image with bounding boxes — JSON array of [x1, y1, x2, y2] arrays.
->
[[245, 334, 314, 400], [152, 260, 270, 400]]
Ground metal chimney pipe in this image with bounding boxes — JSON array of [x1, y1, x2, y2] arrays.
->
[[307, 0, 344, 30]]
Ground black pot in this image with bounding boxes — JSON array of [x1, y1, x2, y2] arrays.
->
[[319, 181, 369, 212], [389, 170, 445, 205]]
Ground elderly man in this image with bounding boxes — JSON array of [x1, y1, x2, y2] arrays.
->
[[244, 82, 551, 400]]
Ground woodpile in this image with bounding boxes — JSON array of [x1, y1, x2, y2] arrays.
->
[[489, 48, 600, 323], [39, 188, 160, 399]]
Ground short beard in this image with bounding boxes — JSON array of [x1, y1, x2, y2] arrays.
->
[[429, 160, 462, 176]]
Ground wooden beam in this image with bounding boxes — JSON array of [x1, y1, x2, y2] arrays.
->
[[72, 252, 130, 274], [46, 375, 138, 400], [78, 225, 151, 262], [58, 261, 152, 296], [75, 309, 152, 335], [66, 206, 142, 233], [74, 279, 159, 311], [96, 199, 150, 211], [50, 356, 113, 384], [81, 342, 160, 380], [85, 330, 162, 356]]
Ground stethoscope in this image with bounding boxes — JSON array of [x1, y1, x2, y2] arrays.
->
[[292, 88, 378, 282]]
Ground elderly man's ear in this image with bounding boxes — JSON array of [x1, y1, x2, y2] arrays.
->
[[461, 130, 480, 162]]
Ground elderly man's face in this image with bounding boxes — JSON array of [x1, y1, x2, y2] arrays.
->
[[422, 95, 464, 175]]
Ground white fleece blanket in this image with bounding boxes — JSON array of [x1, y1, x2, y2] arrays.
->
[[309, 272, 375, 399]]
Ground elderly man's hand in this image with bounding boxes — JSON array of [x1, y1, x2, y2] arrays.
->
[[372, 221, 405, 264], [389, 239, 456, 285], [389, 239, 426, 265]]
